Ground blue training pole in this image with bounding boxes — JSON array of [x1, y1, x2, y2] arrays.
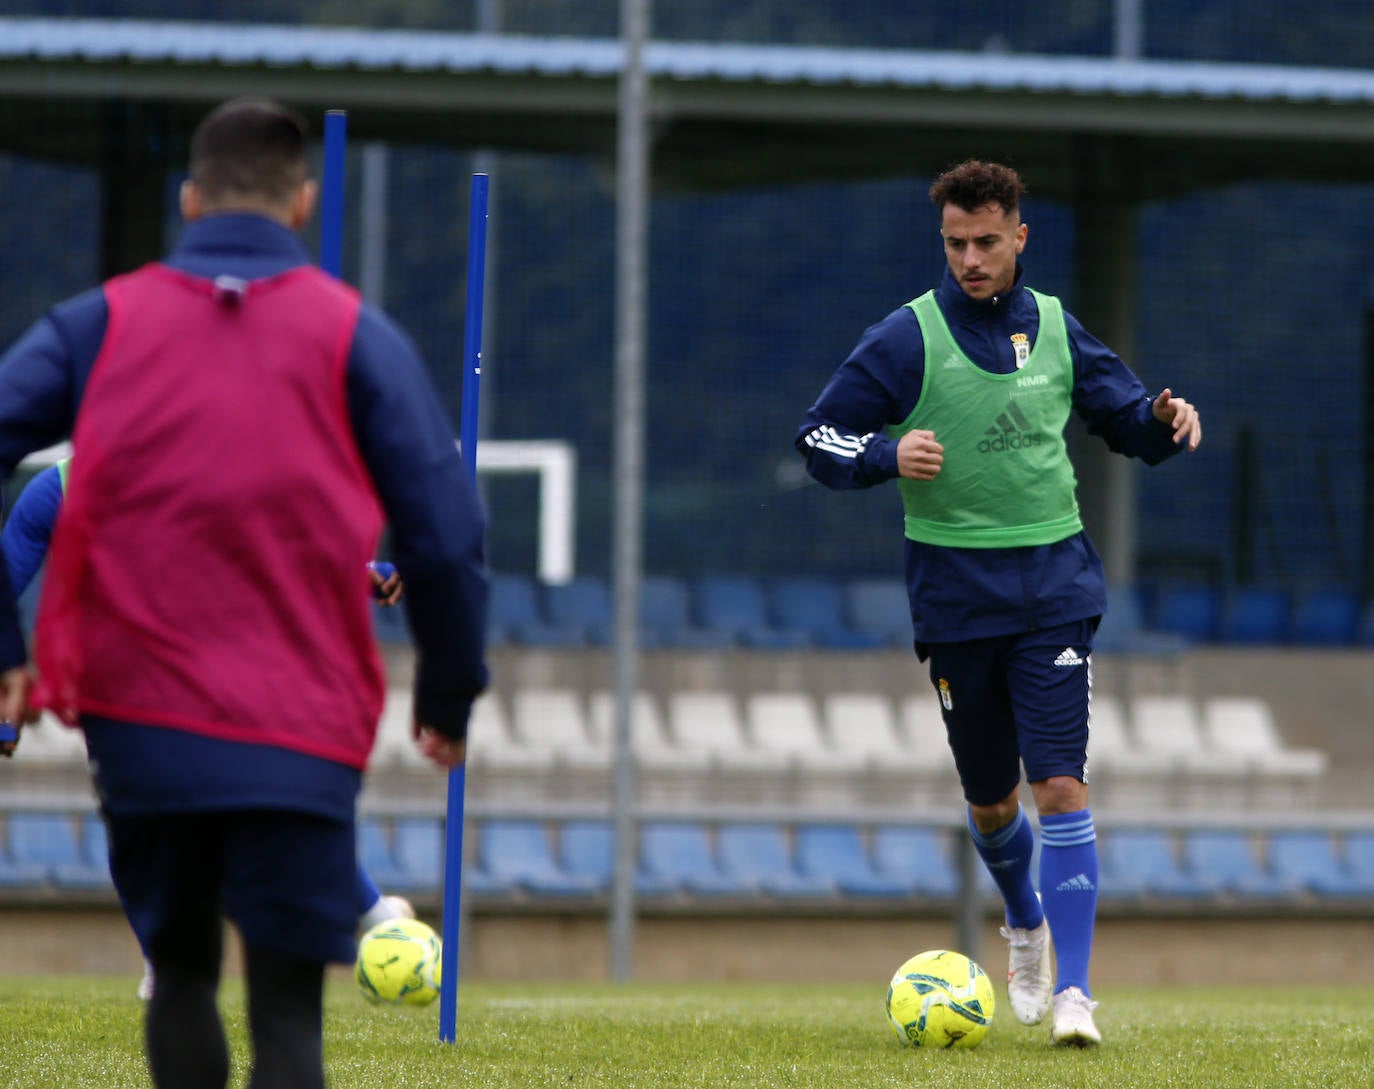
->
[[320, 110, 347, 277], [439, 172, 489, 1044]]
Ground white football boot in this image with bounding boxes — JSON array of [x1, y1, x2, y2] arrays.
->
[[999, 903, 1053, 1025], [136, 959, 155, 1001], [1050, 986, 1101, 1047]]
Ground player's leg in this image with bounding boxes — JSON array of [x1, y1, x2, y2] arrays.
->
[[223, 809, 358, 1089], [106, 810, 230, 1089], [355, 864, 414, 931], [925, 637, 1050, 1023], [1008, 618, 1101, 1046]]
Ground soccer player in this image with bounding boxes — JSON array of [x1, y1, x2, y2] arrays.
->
[[0, 98, 487, 1089], [795, 160, 1201, 1047], [0, 457, 416, 1001]]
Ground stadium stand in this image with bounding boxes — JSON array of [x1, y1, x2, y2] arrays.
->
[[640, 577, 722, 648], [2, 813, 89, 889], [693, 576, 810, 649], [1098, 828, 1212, 898], [1199, 697, 1327, 806], [1127, 695, 1252, 807], [55, 814, 112, 890], [510, 688, 608, 774], [666, 691, 789, 775], [489, 572, 580, 647], [10, 714, 87, 764], [1180, 830, 1292, 898], [392, 818, 446, 892], [793, 824, 915, 897], [541, 576, 614, 645], [769, 577, 887, 650], [1218, 588, 1291, 644], [820, 693, 934, 776], [474, 819, 599, 898], [714, 823, 835, 898], [869, 825, 959, 898], [843, 578, 913, 648], [1263, 830, 1374, 898], [744, 693, 869, 796], [1289, 587, 1361, 646], [555, 820, 616, 893], [1149, 584, 1223, 641], [637, 822, 745, 897]]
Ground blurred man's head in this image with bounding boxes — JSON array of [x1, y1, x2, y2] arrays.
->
[[180, 97, 316, 229], [929, 160, 1027, 300]]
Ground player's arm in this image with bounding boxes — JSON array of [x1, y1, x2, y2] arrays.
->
[[1, 464, 64, 597], [794, 308, 927, 488], [1066, 313, 1200, 464], [346, 306, 488, 764]]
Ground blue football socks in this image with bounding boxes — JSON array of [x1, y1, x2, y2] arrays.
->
[[968, 805, 1042, 930], [1038, 808, 1098, 996]]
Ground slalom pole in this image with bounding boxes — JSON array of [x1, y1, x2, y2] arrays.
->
[[439, 171, 489, 1044], [319, 110, 347, 277]]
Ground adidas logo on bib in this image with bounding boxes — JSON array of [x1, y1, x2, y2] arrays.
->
[[1053, 647, 1084, 667]]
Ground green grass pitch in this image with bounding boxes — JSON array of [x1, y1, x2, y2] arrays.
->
[[2, 976, 1371, 1088]]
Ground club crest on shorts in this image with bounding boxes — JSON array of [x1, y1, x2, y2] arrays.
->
[[1010, 332, 1030, 369], [938, 678, 953, 710]]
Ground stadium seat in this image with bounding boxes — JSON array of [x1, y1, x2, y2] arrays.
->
[[489, 573, 580, 647], [11, 713, 88, 764], [1098, 829, 1208, 898], [357, 819, 413, 893], [1128, 695, 1249, 781], [1149, 584, 1222, 641], [510, 688, 608, 772], [640, 576, 721, 648], [844, 578, 913, 648], [897, 695, 960, 777], [869, 825, 958, 898], [693, 576, 809, 648], [1343, 832, 1374, 889], [587, 689, 710, 773], [745, 692, 867, 775], [1199, 697, 1328, 781], [821, 693, 931, 776], [637, 822, 746, 896], [476, 819, 599, 897], [794, 824, 914, 897], [2, 813, 86, 886], [1264, 830, 1374, 897], [541, 575, 613, 645], [1218, 588, 1290, 644], [1093, 584, 1190, 656], [53, 814, 112, 889], [769, 578, 885, 650], [715, 824, 835, 897], [1289, 588, 1361, 646], [463, 692, 557, 776], [0, 815, 53, 886], [666, 691, 789, 773], [556, 820, 615, 892], [392, 818, 445, 892], [1180, 830, 1292, 898]]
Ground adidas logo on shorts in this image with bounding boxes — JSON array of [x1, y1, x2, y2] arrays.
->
[[1053, 647, 1084, 667]]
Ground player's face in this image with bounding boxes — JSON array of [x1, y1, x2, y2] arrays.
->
[[940, 202, 1026, 300]]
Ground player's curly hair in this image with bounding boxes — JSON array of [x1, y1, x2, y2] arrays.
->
[[928, 160, 1025, 216]]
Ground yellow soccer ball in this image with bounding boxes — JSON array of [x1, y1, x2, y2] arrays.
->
[[354, 917, 443, 1006], [885, 949, 995, 1049]]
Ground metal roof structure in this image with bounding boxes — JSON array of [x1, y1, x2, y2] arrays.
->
[[3, 17, 1374, 196]]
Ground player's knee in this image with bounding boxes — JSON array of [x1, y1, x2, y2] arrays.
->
[[1029, 775, 1087, 815]]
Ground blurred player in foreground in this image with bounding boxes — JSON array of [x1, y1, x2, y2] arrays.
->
[[795, 160, 1201, 1047], [0, 97, 488, 1089], [0, 458, 416, 1000]]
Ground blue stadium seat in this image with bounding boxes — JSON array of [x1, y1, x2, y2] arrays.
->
[[1099, 829, 1209, 898], [358, 819, 412, 893], [1181, 830, 1292, 898], [770, 578, 886, 650], [476, 819, 599, 897], [489, 573, 580, 647], [1344, 832, 1374, 889], [715, 824, 835, 897], [1290, 588, 1361, 646], [638, 822, 744, 896], [3, 813, 85, 886], [1094, 584, 1190, 656], [844, 578, 914, 648], [794, 824, 914, 897], [640, 577, 721, 648], [542, 576, 613, 645], [53, 814, 112, 889], [1149, 584, 1223, 641], [557, 820, 614, 892], [693, 576, 809, 648], [1218, 588, 1290, 645], [392, 818, 445, 892], [0, 814, 53, 886], [371, 600, 409, 644], [1265, 831, 1374, 897], [869, 825, 957, 898]]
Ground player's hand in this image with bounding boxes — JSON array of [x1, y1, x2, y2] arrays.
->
[[1152, 388, 1201, 451], [368, 561, 403, 606], [415, 723, 466, 769], [896, 429, 944, 480], [0, 666, 38, 756]]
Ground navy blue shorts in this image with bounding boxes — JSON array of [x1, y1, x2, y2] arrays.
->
[[104, 808, 360, 966], [922, 618, 1097, 806]]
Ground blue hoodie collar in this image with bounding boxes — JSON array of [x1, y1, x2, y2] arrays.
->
[[168, 212, 313, 265], [935, 263, 1027, 321]]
